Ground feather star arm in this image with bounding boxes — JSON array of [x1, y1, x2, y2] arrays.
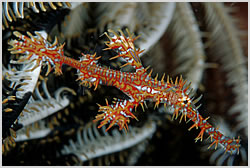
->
[[8, 29, 240, 155]]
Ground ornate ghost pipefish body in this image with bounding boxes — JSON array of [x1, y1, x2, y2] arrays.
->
[[8, 29, 240, 155]]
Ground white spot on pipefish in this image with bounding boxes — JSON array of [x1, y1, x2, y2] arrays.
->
[[134, 85, 142, 91], [151, 89, 159, 94], [90, 78, 96, 82]]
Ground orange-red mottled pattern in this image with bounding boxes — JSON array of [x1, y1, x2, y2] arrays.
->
[[8, 29, 240, 155]]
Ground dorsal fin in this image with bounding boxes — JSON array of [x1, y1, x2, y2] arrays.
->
[[104, 29, 144, 70]]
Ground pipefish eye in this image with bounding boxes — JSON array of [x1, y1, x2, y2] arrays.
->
[[183, 100, 188, 104]]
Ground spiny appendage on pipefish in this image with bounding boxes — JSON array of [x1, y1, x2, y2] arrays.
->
[[8, 31, 65, 75], [103, 28, 144, 70], [93, 98, 138, 132], [76, 53, 102, 89]]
